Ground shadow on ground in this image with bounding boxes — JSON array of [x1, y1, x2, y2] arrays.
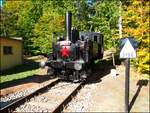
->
[[0, 59, 39, 76], [0, 74, 55, 89], [86, 53, 123, 84], [129, 79, 149, 112], [0, 59, 54, 89]]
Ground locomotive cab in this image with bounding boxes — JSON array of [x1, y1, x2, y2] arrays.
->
[[79, 32, 104, 60]]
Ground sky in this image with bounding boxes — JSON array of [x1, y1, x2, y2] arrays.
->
[[0, 0, 4, 7]]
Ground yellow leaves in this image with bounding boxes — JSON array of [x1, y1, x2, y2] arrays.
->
[[132, 0, 143, 6], [138, 50, 149, 61], [137, 48, 149, 74], [123, 28, 143, 37], [4, 1, 21, 12], [53, 16, 64, 27], [122, 0, 149, 75]]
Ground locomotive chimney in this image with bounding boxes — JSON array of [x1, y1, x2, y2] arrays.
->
[[66, 11, 72, 41]]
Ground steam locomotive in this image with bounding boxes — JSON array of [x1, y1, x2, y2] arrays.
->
[[40, 11, 104, 82]]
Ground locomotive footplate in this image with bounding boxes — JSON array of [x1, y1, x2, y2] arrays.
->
[[46, 60, 83, 70], [46, 60, 85, 81], [42, 59, 89, 82]]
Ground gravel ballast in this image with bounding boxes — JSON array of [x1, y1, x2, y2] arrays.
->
[[0, 80, 52, 109], [63, 83, 98, 112], [15, 81, 79, 112]]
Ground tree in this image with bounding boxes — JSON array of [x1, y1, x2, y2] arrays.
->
[[93, 0, 120, 49], [0, 1, 21, 37], [31, 0, 90, 54], [1, 1, 43, 54], [1, 0, 90, 55], [122, 0, 149, 76], [17, 1, 43, 54]]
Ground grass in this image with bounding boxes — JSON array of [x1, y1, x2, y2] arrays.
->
[[0, 56, 43, 84], [0, 69, 38, 84]]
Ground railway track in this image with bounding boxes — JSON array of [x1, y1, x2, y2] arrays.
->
[[0, 79, 85, 113]]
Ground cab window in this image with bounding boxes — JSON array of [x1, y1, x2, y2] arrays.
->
[[94, 35, 97, 42], [81, 35, 84, 41]]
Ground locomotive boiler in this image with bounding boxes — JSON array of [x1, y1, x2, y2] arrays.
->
[[40, 11, 104, 82]]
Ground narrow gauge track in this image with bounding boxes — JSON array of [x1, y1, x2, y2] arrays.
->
[[0, 79, 60, 113], [0, 78, 85, 113]]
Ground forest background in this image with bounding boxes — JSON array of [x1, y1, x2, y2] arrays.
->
[[0, 0, 149, 77]]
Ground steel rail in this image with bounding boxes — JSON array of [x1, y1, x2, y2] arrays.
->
[[0, 79, 60, 113], [52, 82, 85, 113]]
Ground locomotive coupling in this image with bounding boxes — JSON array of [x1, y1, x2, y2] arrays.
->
[[74, 63, 82, 71]]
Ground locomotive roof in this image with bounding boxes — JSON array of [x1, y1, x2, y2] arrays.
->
[[79, 32, 102, 36], [79, 32, 102, 35]]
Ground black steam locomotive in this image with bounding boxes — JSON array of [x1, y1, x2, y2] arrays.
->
[[40, 11, 104, 82]]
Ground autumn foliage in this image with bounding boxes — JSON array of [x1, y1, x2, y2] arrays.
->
[[122, 0, 149, 76]]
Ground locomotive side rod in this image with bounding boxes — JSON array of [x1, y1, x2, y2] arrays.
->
[[0, 79, 60, 113]]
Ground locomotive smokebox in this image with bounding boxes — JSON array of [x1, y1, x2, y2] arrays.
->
[[66, 11, 72, 41]]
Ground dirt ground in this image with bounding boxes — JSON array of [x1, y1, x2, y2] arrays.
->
[[88, 64, 149, 112]]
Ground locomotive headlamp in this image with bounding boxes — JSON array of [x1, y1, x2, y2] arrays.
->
[[74, 63, 82, 70], [74, 59, 84, 70], [40, 61, 46, 68]]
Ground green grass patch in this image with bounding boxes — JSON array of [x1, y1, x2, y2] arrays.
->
[[0, 69, 39, 84], [0, 56, 41, 84]]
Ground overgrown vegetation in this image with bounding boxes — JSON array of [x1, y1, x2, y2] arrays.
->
[[0, 0, 149, 76]]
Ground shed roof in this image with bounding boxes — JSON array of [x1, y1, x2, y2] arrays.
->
[[0, 37, 22, 41]]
